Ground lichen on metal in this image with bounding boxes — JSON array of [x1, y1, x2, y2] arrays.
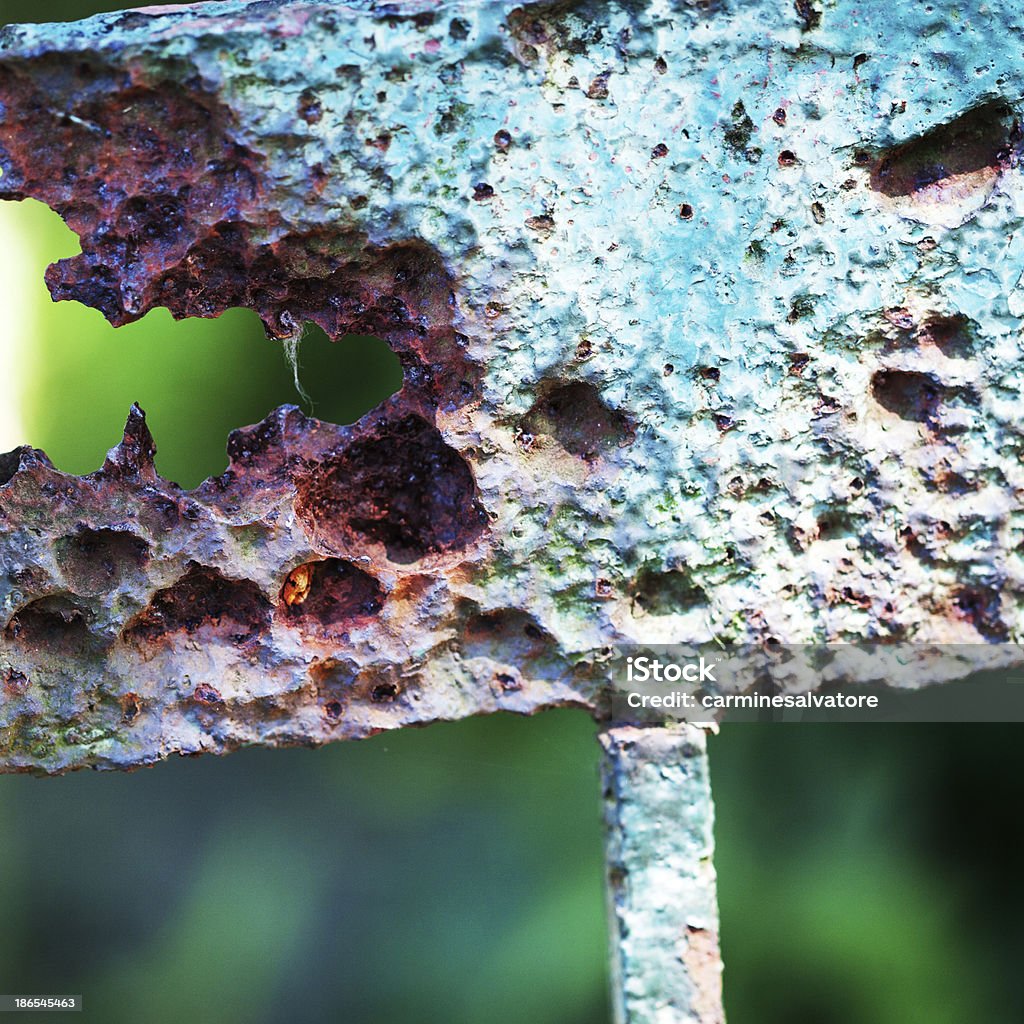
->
[[1, 0, 1024, 773]]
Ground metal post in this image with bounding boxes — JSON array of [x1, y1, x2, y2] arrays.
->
[[600, 725, 724, 1024]]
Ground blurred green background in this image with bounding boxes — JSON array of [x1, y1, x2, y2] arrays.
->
[[2, 3, 1023, 1023]]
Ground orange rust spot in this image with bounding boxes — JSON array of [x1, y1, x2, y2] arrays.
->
[[120, 692, 142, 724], [3, 668, 28, 696], [281, 563, 314, 607], [192, 684, 223, 706], [681, 926, 725, 1024]]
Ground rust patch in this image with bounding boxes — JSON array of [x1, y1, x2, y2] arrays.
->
[[4, 597, 97, 655], [0, 56, 264, 325], [3, 669, 29, 696], [0, 60, 474, 413], [278, 558, 385, 634], [295, 415, 487, 565], [123, 563, 271, 644], [0, 70, 488, 692], [680, 926, 725, 1024], [868, 100, 1019, 199], [119, 691, 142, 724], [950, 586, 1007, 640]]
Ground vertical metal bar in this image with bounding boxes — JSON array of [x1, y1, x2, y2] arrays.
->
[[600, 724, 725, 1024]]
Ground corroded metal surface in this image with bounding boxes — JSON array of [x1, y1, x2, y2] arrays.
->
[[2, 0, 1024, 771]]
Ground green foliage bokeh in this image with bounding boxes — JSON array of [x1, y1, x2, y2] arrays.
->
[[7, 201, 401, 487]]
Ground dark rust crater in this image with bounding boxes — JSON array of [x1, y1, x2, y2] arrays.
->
[[867, 99, 1020, 198], [54, 527, 150, 596], [871, 369, 943, 422], [5, 596, 99, 655], [278, 558, 385, 636], [295, 415, 487, 565], [123, 563, 271, 644], [519, 381, 635, 458]]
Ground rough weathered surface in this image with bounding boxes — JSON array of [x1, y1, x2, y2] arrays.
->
[[2, 0, 1024, 771], [602, 725, 723, 1024]]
